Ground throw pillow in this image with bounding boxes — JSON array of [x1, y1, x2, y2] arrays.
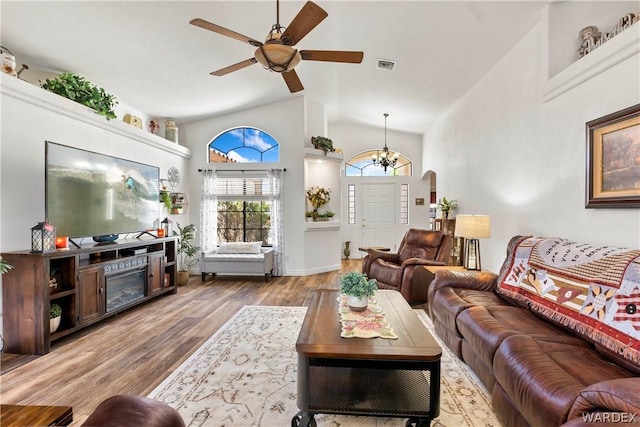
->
[[217, 242, 262, 254]]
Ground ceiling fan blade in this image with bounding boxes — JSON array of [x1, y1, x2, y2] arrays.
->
[[210, 58, 258, 76], [300, 50, 364, 63], [190, 18, 263, 47], [281, 2, 328, 46], [282, 70, 304, 93]]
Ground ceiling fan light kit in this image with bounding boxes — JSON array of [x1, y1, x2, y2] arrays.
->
[[190, 0, 363, 93]]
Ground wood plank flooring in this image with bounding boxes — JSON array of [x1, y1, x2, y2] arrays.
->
[[2, 261, 428, 426]]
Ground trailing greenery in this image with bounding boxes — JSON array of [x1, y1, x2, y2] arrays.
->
[[160, 191, 173, 210], [41, 73, 118, 120], [311, 136, 335, 154], [340, 271, 377, 297], [0, 257, 12, 275], [174, 223, 201, 272], [50, 303, 62, 319]]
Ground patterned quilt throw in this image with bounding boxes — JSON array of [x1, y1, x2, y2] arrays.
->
[[498, 237, 640, 364]]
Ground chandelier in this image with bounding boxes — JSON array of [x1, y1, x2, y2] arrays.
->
[[371, 113, 400, 173]]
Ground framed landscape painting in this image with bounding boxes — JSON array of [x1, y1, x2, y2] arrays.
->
[[586, 104, 640, 208]]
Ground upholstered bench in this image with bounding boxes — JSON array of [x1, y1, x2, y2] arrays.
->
[[201, 242, 274, 281]]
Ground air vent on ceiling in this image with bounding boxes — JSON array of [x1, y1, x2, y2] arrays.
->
[[376, 59, 397, 71]]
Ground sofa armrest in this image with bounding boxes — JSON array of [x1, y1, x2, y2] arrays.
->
[[400, 258, 447, 268], [367, 250, 400, 265], [201, 248, 218, 257], [430, 270, 498, 294], [567, 378, 640, 420]]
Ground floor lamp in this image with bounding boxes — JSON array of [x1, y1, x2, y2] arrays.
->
[[455, 215, 491, 270]]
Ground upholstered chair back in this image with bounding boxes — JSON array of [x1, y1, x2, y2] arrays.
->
[[397, 229, 448, 264]]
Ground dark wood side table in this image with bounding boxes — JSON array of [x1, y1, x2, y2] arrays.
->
[[1, 404, 73, 426]]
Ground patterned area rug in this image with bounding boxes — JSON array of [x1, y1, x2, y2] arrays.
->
[[148, 306, 501, 427]]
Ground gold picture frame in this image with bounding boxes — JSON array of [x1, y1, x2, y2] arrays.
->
[[586, 104, 640, 208]]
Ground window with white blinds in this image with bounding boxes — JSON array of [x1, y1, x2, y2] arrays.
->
[[215, 175, 274, 200]]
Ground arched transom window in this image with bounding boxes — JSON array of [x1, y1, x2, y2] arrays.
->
[[208, 127, 279, 163], [345, 150, 412, 176]]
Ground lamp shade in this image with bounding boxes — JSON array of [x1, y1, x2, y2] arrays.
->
[[455, 215, 491, 239]]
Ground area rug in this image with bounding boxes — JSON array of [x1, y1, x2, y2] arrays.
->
[[148, 305, 501, 427]]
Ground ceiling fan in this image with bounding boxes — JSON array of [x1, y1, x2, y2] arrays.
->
[[190, 0, 364, 93]]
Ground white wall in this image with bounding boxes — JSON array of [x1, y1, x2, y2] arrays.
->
[[181, 96, 342, 275], [0, 75, 191, 336], [423, 7, 640, 273], [330, 121, 427, 257]]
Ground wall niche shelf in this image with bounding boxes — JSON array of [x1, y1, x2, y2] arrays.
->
[[304, 147, 344, 162], [304, 221, 341, 231]]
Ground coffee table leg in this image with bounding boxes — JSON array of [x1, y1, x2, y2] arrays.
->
[[291, 411, 316, 427], [406, 417, 432, 426]]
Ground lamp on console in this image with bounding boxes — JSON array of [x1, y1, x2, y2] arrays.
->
[[31, 220, 56, 253], [455, 215, 491, 271]]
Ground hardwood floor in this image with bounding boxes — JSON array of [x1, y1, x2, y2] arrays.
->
[[2, 260, 421, 426]]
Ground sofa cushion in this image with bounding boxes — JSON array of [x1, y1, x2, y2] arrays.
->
[[456, 305, 583, 369], [497, 236, 640, 365], [431, 287, 508, 332], [217, 241, 262, 254], [493, 335, 633, 427]]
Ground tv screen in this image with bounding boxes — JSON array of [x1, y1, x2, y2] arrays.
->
[[46, 141, 160, 238]]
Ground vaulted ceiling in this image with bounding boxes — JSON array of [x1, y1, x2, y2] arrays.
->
[[1, 1, 548, 134]]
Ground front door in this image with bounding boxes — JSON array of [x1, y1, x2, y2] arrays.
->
[[361, 183, 397, 251]]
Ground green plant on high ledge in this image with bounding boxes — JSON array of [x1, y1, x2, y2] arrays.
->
[[340, 271, 377, 298], [50, 303, 62, 319], [174, 223, 201, 272], [41, 73, 118, 120], [311, 136, 335, 154]]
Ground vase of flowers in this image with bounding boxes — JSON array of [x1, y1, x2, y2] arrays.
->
[[306, 186, 331, 220]]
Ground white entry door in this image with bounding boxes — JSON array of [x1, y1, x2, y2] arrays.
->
[[361, 183, 397, 251]]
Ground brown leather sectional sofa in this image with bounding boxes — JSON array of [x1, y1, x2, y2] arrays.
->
[[427, 235, 640, 427]]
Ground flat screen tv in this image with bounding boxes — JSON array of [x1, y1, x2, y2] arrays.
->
[[46, 141, 160, 239]]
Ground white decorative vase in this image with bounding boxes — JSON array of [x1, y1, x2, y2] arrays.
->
[[50, 316, 61, 333], [348, 295, 368, 312]]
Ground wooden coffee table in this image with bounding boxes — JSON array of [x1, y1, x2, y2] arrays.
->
[[293, 289, 441, 427]]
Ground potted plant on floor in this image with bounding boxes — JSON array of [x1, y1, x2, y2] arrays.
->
[[50, 303, 62, 333], [340, 271, 377, 312], [174, 223, 200, 286]]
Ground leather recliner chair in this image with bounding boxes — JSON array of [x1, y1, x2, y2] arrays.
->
[[362, 229, 452, 303]]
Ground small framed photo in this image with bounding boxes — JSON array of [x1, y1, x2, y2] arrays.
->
[[586, 104, 640, 208], [415, 198, 425, 206]]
